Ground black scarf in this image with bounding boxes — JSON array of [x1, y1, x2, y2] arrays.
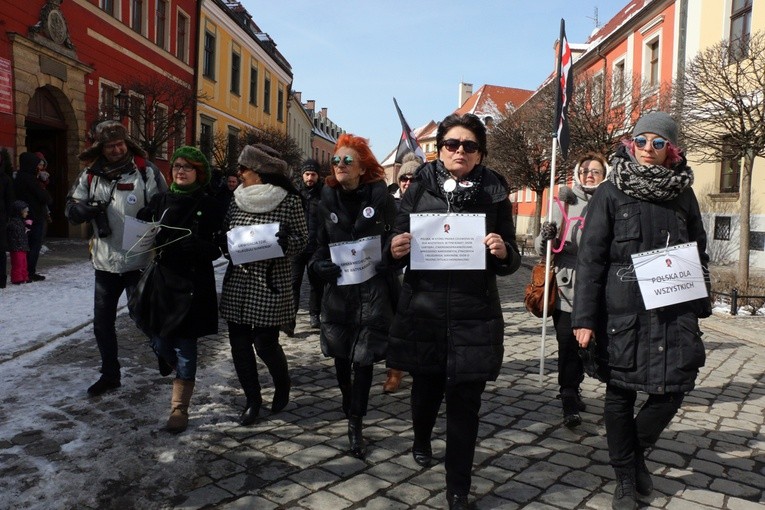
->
[[609, 145, 693, 202]]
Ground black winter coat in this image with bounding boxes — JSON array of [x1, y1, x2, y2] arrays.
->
[[0, 172, 14, 252], [299, 181, 323, 256], [572, 160, 710, 394], [385, 162, 521, 384], [13, 160, 51, 223], [310, 180, 398, 365], [137, 189, 223, 339]]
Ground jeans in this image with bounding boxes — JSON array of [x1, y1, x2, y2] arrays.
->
[[334, 359, 373, 417], [150, 336, 197, 381], [291, 252, 323, 316], [552, 309, 584, 392], [411, 374, 486, 495], [604, 384, 684, 467], [26, 219, 44, 275], [93, 269, 142, 381]]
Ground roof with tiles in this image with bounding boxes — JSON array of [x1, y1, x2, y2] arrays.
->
[[455, 84, 534, 118]]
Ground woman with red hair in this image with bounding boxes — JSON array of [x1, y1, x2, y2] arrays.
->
[[309, 134, 397, 459]]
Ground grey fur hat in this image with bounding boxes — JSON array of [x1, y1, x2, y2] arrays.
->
[[633, 111, 678, 145], [238, 144, 290, 177], [398, 159, 420, 179], [78, 120, 147, 161]]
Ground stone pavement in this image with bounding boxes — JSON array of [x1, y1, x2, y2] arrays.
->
[[1, 240, 764, 509]]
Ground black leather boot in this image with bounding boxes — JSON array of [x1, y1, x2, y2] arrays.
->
[[612, 466, 637, 510], [258, 343, 291, 413], [634, 448, 653, 496], [230, 339, 262, 425], [560, 389, 582, 428], [446, 489, 471, 510], [339, 383, 351, 418], [347, 415, 366, 459]]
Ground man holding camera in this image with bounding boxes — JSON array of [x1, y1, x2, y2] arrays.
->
[[66, 121, 167, 396]]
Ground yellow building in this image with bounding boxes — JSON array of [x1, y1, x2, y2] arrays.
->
[[196, 0, 292, 170], [685, 0, 765, 268]]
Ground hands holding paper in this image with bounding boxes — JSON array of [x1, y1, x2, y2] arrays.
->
[[312, 260, 342, 282], [390, 233, 412, 260], [484, 233, 508, 260]]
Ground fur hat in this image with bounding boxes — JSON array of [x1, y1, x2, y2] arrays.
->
[[78, 120, 147, 162], [171, 146, 211, 186], [633, 111, 678, 145], [238, 144, 290, 178]]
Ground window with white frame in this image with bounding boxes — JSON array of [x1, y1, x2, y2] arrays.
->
[[612, 59, 626, 104], [131, 0, 145, 36], [645, 37, 660, 88], [176, 13, 189, 63], [173, 113, 186, 154], [99, 81, 120, 120], [730, 0, 752, 61], [203, 31, 216, 80], [277, 85, 284, 122], [231, 50, 241, 95], [263, 72, 271, 114], [156, 0, 168, 50], [199, 117, 214, 161], [524, 187, 532, 202], [128, 93, 145, 142], [101, 0, 117, 17], [720, 136, 741, 193], [249, 63, 258, 105], [591, 72, 604, 114]]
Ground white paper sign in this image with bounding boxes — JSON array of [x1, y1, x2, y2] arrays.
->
[[227, 222, 284, 265], [329, 236, 382, 286], [409, 213, 486, 270], [631, 242, 708, 310], [123, 215, 160, 252]]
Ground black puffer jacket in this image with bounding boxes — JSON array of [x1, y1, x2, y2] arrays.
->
[[572, 152, 710, 394], [137, 189, 223, 339], [385, 161, 521, 384], [14, 153, 51, 223], [310, 180, 397, 365]]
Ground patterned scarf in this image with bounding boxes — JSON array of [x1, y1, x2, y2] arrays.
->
[[609, 147, 693, 202], [434, 160, 483, 208]]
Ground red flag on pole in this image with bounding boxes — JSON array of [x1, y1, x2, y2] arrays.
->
[[393, 97, 426, 164], [553, 19, 573, 159]]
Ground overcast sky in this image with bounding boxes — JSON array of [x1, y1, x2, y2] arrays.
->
[[241, 0, 630, 159]]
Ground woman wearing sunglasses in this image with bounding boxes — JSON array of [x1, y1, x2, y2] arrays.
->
[[386, 113, 521, 510], [309, 134, 398, 459], [572, 111, 710, 510], [219, 144, 307, 426], [536, 151, 609, 429]]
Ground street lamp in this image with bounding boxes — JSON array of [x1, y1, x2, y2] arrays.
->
[[114, 88, 130, 119]]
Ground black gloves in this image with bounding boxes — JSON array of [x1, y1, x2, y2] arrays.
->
[[67, 202, 101, 224], [312, 260, 342, 282], [540, 221, 558, 241], [276, 225, 289, 253]]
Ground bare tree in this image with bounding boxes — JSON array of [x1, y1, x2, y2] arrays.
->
[[209, 130, 235, 175], [568, 70, 675, 161], [117, 77, 203, 162], [487, 85, 567, 237], [675, 30, 765, 291], [240, 126, 303, 173]]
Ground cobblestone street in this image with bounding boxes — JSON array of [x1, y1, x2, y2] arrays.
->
[[1, 260, 763, 509]]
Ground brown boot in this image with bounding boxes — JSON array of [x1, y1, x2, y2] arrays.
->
[[383, 369, 403, 393], [166, 379, 195, 433]]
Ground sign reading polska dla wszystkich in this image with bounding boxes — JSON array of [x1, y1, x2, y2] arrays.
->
[[631, 242, 708, 310]]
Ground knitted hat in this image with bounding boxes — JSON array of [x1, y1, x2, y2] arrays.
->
[[238, 144, 290, 178], [301, 158, 320, 174], [633, 111, 678, 145], [171, 146, 211, 186], [78, 120, 147, 161], [398, 159, 419, 180], [12, 200, 29, 215], [18, 152, 41, 174]]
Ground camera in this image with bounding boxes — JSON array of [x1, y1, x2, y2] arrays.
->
[[88, 200, 112, 238]]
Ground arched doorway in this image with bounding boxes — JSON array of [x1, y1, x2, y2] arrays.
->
[[25, 87, 68, 237]]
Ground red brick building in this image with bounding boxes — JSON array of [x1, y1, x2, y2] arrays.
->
[[0, 0, 197, 236]]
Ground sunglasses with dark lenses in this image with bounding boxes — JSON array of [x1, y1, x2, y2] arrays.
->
[[399, 175, 412, 182], [633, 136, 667, 150], [442, 138, 480, 154], [331, 155, 354, 166]]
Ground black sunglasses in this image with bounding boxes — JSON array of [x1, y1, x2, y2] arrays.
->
[[634, 136, 667, 150], [331, 155, 354, 166], [399, 175, 412, 182], [442, 138, 480, 154]]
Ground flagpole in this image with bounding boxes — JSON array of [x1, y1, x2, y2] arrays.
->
[[539, 137, 558, 383], [540, 18, 567, 384]]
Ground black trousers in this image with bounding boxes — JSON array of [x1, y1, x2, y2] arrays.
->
[[411, 374, 486, 495], [228, 323, 289, 405], [291, 252, 323, 317], [334, 358, 373, 417], [604, 384, 684, 468], [552, 309, 584, 392], [94, 269, 142, 380]]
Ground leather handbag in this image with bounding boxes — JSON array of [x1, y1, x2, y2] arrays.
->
[[524, 258, 556, 318], [129, 260, 194, 338]]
